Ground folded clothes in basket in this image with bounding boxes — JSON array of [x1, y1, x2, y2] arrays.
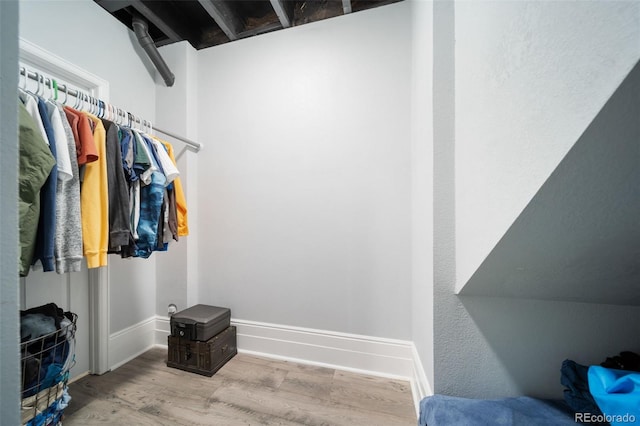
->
[[20, 382, 64, 425], [20, 303, 75, 398], [21, 313, 57, 342]]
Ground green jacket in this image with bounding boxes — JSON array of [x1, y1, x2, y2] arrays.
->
[[19, 102, 56, 277]]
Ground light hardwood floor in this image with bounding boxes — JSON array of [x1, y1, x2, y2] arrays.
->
[[63, 347, 417, 425]]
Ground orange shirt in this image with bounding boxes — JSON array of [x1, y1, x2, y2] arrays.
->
[[64, 106, 98, 165]]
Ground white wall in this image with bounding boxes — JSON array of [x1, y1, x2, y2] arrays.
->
[[410, 0, 434, 394], [19, 0, 158, 337], [455, 0, 640, 292], [0, 1, 20, 423], [195, 3, 413, 339], [155, 41, 200, 317], [433, 0, 640, 399]]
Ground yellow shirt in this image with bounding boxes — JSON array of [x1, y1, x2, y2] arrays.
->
[[82, 113, 109, 268], [157, 137, 189, 237]]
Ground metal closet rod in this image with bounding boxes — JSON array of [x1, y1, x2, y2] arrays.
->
[[19, 67, 202, 152]]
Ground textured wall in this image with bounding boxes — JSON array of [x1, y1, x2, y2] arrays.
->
[[455, 0, 640, 292], [434, 0, 640, 399], [462, 61, 640, 305]]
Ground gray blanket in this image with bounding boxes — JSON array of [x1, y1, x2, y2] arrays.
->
[[419, 395, 579, 425]]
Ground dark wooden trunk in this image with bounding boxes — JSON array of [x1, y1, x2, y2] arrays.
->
[[167, 326, 237, 377]]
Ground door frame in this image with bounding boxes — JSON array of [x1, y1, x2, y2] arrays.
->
[[19, 38, 111, 374]]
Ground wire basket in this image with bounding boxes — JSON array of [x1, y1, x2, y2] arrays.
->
[[20, 311, 77, 426]]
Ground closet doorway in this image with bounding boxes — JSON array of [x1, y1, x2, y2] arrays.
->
[[19, 39, 110, 379]]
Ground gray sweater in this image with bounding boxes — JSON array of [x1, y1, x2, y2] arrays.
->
[[55, 103, 83, 273]]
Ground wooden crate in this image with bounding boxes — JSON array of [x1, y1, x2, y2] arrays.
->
[[167, 326, 237, 376]]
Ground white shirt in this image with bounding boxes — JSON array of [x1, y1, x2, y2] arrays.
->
[[149, 136, 180, 185], [46, 101, 73, 182]]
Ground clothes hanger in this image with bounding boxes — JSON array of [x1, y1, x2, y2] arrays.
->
[[19, 67, 29, 100], [46, 78, 53, 100], [33, 72, 41, 96], [72, 89, 81, 109], [39, 74, 45, 98], [48, 78, 58, 102], [20, 67, 28, 92], [62, 83, 68, 105]]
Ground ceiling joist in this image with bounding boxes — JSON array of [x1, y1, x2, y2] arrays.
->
[[94, 0, 404, 51], [269, 0, 293, 28], [197, 0, 242, 42], [342, 0, 352, 14], [95, 0, 133, 14]]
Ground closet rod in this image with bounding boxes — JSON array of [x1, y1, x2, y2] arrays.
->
[[19, 67, 202, 152], [154, 127, 202, 152]]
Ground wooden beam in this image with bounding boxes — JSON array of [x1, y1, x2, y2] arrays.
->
[[237, 22, 283, 39], [342, 0, 352, 14], [197, 0, 242, 41], [269, 0, 292, 28]]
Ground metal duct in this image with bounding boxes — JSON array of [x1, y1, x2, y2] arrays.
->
[[132, 13, 175, 87]]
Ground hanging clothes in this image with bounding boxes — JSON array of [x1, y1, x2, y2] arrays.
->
[[133, 131, 166, 258], [63, 106, 99, 168], [19, 92, 48, 144], [45, 102, 73, 183], [17, 68, 193, 273], [156, 137, 189, 237], [82, 113, 108, 268], [54, 104, 83, 273], [18, 102, 56, 277], [102, 119, 132, 253], [32, 97, 58, 272]]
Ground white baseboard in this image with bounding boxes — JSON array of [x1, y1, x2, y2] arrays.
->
[[109, 316, 157, 371], [410, 344, 432, 417], [155, 315, 423, 415], [155, 315, 171, 344], [155, 316, 414, 378]]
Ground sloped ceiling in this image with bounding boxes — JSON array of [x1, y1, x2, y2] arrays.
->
[[459, 60, 640, 305], [94, 0, 403, 50]]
